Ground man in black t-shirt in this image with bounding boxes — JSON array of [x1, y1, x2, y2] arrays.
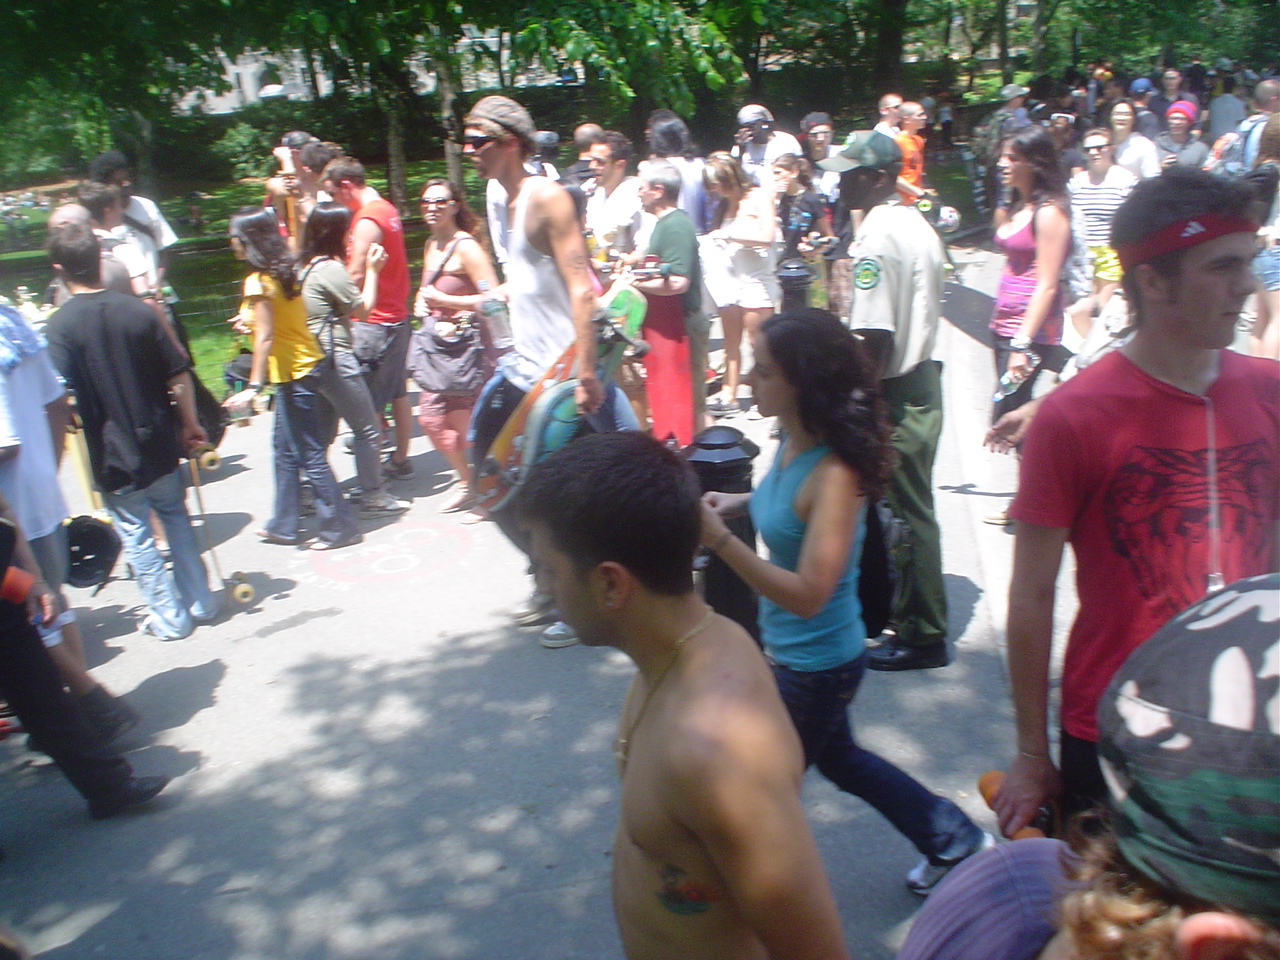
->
[[44, 226, 218, 641]]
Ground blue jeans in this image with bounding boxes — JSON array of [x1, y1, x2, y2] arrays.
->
[[771, 654, 981, 859], [103, 468, 218, 639], [308, 348, 386, 500], [267, 374, 359, 546]]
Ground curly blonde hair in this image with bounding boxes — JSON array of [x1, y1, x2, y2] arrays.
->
[[1059, 827, 1280, 960]]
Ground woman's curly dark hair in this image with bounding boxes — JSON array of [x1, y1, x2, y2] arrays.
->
[[229, 206, 298, 298], [760, 308, 895, 499]]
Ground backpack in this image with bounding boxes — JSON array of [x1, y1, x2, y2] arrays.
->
[[975, 107, 1014, 163], [1031, 201, 1091, 303], [1204, 114, 1267, 178]]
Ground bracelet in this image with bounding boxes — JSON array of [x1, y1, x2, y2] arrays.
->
[[1009, 337, 1032, 352], [1018, 749, 1049, 760], [248, 382, 264, 392], [711, 530, 733, 553]]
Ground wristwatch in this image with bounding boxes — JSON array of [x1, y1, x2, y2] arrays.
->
[[248, 381, 264, 392], [1009, 337, 1032, 352]]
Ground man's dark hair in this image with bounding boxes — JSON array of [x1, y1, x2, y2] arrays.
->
[[517, 432, 701, 596], [299, 140, 343, 174], [87, 149, 129, 184], [47, 223, 102, 286], [319, 156, 366, 188], [1112, 167, 1257, 323], [647, 111, 695, 160], [76, 182, 121, 223], [600, 131, 634, 167]]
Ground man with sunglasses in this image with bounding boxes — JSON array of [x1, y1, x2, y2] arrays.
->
[[461, 95, 637, 647]]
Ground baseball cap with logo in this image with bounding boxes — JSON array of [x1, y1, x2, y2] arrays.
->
[[816, 131, 902, 174]]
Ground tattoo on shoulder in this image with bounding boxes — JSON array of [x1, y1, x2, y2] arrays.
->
[[656, 865, 723, 916]]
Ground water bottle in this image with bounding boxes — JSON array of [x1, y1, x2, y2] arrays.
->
[[478, 280, 513, 354], [993, 350, 1041, 401]]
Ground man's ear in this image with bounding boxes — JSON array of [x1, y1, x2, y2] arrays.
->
[[1176, 912, 1269, 960], [1132, 261, 1175, 306], [592, 560, 634, 610]]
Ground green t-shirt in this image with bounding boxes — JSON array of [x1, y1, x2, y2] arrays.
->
[[646, 208, 701, 317], [299, 257, 359, 353]]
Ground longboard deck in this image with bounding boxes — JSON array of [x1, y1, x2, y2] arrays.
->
[[473, 287, 647, 512]]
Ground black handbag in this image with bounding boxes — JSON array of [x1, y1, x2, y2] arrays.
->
[[406, 237, 486, 396], [408, 320, 486, 395], [859, 498, 907, 639]]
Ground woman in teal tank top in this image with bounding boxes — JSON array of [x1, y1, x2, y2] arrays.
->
[[701, 309, 987, 895]]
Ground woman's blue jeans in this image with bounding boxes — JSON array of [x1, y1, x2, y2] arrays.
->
[[771, 654, 982, 859], [266, 373, 359, 546]]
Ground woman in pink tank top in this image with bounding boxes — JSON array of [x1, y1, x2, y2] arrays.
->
[[414, 179, 499, 520], [987, 126, 1073, 524]]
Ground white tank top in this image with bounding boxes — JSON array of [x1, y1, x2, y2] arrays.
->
[[500, 179, 576, 390]]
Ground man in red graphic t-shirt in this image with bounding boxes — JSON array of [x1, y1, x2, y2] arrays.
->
[[993, 168, 1279, 839], [321, 156, 415, 479]]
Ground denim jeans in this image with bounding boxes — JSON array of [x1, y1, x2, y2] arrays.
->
[[103, 467, 218, 640], [267, 375, 359, 546], [771, 654, 982, 859], [307, 348, 386, 500]]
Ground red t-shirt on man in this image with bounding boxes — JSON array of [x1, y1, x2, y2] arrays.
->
[[354, 198, 408, 324], [1010, 349, 1279, 741]]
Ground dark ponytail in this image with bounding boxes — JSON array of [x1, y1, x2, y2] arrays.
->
[[761, 309, 895, 499]]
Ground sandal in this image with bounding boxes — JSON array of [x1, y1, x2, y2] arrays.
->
[[257, 529, 301, 546], [439, 488, 477, 514], [309, 533, 364, 551], [460, 508, 489, 525]]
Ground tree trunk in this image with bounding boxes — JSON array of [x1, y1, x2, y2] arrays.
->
[[384, 95, 409, 215], [435, 58, 464, 201], [1029, 0, 1061, 74], [998, 0, 1011, 84], [129, 108, 157, 196], [873, 0, 908, 90]]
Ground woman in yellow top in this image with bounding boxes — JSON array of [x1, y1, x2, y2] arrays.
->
[[224, 206, 362, 551]]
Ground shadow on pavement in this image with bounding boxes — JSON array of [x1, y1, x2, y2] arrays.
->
[[941, 283, 995, 347], [4, 619, 1012, 960]]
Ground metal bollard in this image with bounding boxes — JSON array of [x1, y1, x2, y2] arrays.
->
[[777, 258, 812, 313], [685, 425, 761, 644]]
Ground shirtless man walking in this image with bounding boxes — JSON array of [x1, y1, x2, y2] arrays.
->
[[519, 432, 850, 960]]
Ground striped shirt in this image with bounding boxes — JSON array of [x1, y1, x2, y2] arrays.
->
[[1068, 166, 1137, 246]]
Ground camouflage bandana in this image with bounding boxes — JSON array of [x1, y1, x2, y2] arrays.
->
[[1097, 574, 1280, 926]]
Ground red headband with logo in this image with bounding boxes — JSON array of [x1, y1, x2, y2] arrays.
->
[[1116, 211, 1257, 272]]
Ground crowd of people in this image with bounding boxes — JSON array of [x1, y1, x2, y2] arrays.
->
[[0, 53, 1277, 960]]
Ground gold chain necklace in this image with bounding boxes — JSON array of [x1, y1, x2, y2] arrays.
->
[[614, 606, 715, 773]]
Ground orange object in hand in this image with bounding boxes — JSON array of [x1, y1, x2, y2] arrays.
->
[[1, 566, 34, 604], [978, 769, 1046, 840]]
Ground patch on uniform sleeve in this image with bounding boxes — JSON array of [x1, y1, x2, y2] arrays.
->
[[853, 257, 881, 290]]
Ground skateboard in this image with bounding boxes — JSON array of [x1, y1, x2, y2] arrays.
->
[[186, 454, 255, 605], [474, 287, 648, 513]]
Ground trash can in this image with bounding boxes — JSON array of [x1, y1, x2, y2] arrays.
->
[[684, 425, 761, 644], [777, 258, 812, 313]]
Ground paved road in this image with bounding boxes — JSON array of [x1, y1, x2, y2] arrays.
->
[[2, 246, 1076, 960]]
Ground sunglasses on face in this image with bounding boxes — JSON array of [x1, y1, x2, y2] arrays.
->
[[420, 197, 453, 207], [1084, 144, 1111, 152], [462, 135, 496, 151]]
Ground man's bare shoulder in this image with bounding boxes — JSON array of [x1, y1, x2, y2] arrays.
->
[[663, 624, 802, 793]]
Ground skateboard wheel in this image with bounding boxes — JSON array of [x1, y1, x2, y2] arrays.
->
[[198, 449, 221, 471], [231, 576, 255, 604]]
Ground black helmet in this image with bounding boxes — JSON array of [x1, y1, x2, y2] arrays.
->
[[64, 515, 121, 589]]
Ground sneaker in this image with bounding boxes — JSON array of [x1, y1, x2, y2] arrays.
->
[[88, 775, 171, 820], [382, 456, 414, 480], [513, 593, 557, 627], [359, 493, 411, 518], [744, 406, 765, 421], [905, 831, 995, 896], [706, 397, 739, 417], [540, 621, 580, 648]]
